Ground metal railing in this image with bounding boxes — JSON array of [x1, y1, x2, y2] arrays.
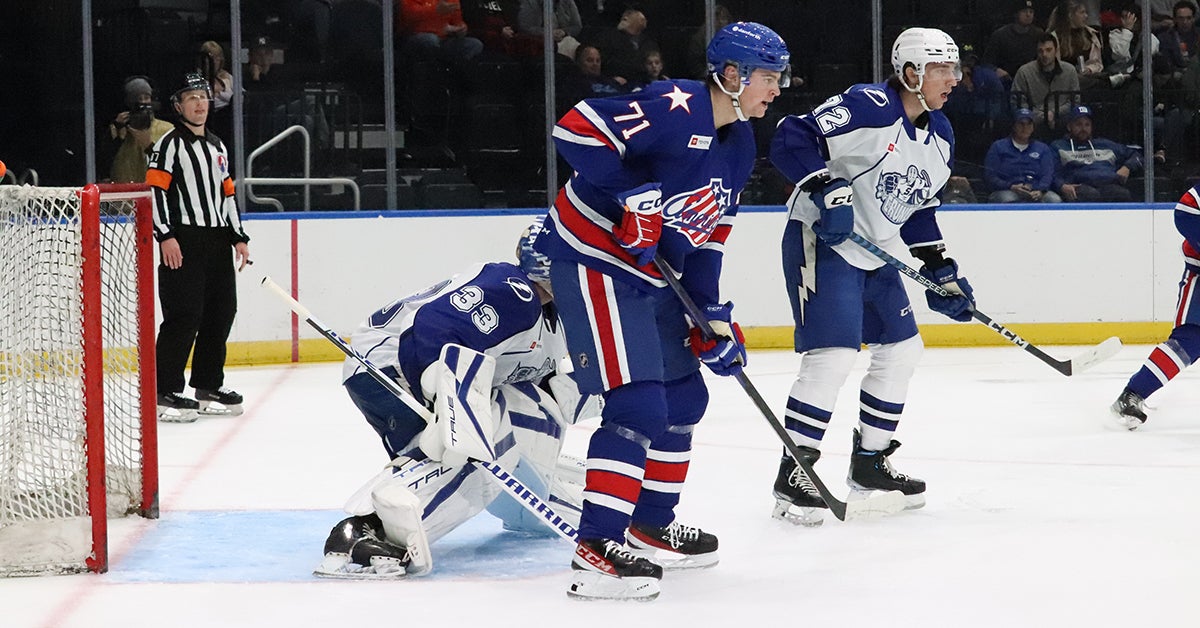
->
[[243, 125, 360, 211]]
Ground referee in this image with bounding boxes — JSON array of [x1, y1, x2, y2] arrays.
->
[[146, 72, 250, 422]]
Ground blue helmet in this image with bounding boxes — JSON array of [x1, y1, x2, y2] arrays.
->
[[516, 216, 551, 284], [706, 22, 791, 87]]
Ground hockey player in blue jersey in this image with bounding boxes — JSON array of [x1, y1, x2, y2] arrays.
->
[[1111, 185, 1200, 429], [533, 22, 789, 600], [314, 220, 599, 579], [768, 27, 976, 527]]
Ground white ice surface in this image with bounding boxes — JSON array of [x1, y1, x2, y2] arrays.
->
[[6, 344, 1200, 628]]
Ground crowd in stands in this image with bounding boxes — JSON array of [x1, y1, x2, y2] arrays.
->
[[93, 0, 1200, 208]]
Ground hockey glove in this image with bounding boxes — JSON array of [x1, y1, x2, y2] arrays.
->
[[688, 301, 748, 377], [919, 258, 976, 322], [811, 178, 854, 246], [612, 183, 664, 266]]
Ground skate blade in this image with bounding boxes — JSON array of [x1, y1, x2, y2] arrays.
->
[[198, 400, 243, 416], [312, 553, 408, 580], [157, 407, 198, 423], [1109, 410, 1145, 431], [843, 489, 912, 520], [627, 546, 718, 570], [770, 499, 825, 527], [567, 571, 660, 601]]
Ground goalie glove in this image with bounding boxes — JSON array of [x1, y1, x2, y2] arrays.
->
[[612, 182, 664, 266], [810, 178, 854, 246], [418, 344, 499, 467], [546, 372, 603, 425], [918, 258, 976, 322], [688, 301, 747, 377]]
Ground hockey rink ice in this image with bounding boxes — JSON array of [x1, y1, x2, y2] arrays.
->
[[7, 343, 1198, 627]]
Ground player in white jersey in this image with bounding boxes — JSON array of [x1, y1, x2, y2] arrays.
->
[[314, 219, 599, 579], [766, 28, 977, 526]]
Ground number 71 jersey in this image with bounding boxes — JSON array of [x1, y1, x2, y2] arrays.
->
[[540, 79, 756, 288], [342, 262, 566, 403]]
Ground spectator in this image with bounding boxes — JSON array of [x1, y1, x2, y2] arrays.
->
[[399, 0, 484, 66], [517, 0, 583, 59], [462, 0, 522, 58], [1012, 33, 1081, 128], [592, 8, 658, 85], [984, 108, 1063, 203], [630, 49, 669, 89], [245, 34, 281, 87], [1052, 104, 1143, 201], [558, 44, 626, 111], [1151, 0, 1180, 30], [1105, 4, 1162, 83], [686, 4, 733, 79], [982, 0, 1045, 84], [109, 76, 173, 183], [197, 41, 234, 151], [1048, 0, 1106, 88], [1158, 0, 1200, 77]]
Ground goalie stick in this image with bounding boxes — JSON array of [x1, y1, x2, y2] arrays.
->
[[260, 276, 579, 542], [846, 232, 1122, 377], [652, 257, 907, 522]]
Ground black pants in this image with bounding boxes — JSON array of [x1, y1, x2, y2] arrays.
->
[[156, 225, 238, 394]]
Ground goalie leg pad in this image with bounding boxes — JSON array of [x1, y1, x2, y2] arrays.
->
[[858, 334, 922, 451], [419, 344, 499, 466], [371, 480, 433, 576]]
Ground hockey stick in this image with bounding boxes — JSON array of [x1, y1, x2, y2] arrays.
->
[[652, 256, 907, 522], [260, 276, 579, 542], [847, 232, 1122, 376]]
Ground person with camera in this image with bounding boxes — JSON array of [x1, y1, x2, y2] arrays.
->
[[109, 76, 173, 183]]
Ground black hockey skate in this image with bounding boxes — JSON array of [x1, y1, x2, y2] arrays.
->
[[195, 386, 244, 416], [568, 538, 662, 601], [626, 520, 719, 569], [157, 392, 199, 423], [848, 429, 925, 510], [313, 514, 416, 580], [1110, 388, 1148, 431], [771, 448, 827, 527]]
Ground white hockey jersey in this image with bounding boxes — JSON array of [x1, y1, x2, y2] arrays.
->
[[342, 262, 568, 403], [771, 81, 955, 269]]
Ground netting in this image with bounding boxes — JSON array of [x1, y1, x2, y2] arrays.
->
[[0, 185, 153, 575]]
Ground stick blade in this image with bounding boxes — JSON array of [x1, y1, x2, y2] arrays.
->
[[1068, 336, 1123, 375], [842, 490, 909, 521]]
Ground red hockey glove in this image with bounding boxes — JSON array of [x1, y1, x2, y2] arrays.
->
[[612, 183, 663, 266]]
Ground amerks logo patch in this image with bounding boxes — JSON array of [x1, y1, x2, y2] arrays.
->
[[662, 178, 731, 245]]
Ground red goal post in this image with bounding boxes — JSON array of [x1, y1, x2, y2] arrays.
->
[[0, 183, 158, 575]]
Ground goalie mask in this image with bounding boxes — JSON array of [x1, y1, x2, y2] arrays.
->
[[516, 216, 551, 286]]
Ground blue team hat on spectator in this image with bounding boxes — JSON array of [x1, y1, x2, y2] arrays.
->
[[1069, 104, 1093, 121], [1014, 107, 1034, 122]]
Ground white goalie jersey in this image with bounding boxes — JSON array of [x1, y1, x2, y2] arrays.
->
[[772, 81, 955, 269]]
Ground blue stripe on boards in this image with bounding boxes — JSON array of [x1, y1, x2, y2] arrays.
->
[[109, 510, 567, 583]]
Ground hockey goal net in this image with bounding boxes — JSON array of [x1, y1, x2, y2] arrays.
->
[[0, 183, 157, 576]]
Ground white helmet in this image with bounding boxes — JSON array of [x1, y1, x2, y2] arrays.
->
[[891, 27, 961, 81]]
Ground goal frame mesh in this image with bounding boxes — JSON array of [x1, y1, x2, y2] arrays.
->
[[0, 183, 158, 576]]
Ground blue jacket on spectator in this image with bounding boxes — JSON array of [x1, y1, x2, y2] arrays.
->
[[984, 137, 1056, 192], [1050, 137, 1143, 189]]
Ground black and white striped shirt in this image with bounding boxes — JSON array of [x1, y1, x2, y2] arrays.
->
[[146, 123, 248, 244]]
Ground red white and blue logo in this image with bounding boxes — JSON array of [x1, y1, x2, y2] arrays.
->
[[662, 178, 732, 245]]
